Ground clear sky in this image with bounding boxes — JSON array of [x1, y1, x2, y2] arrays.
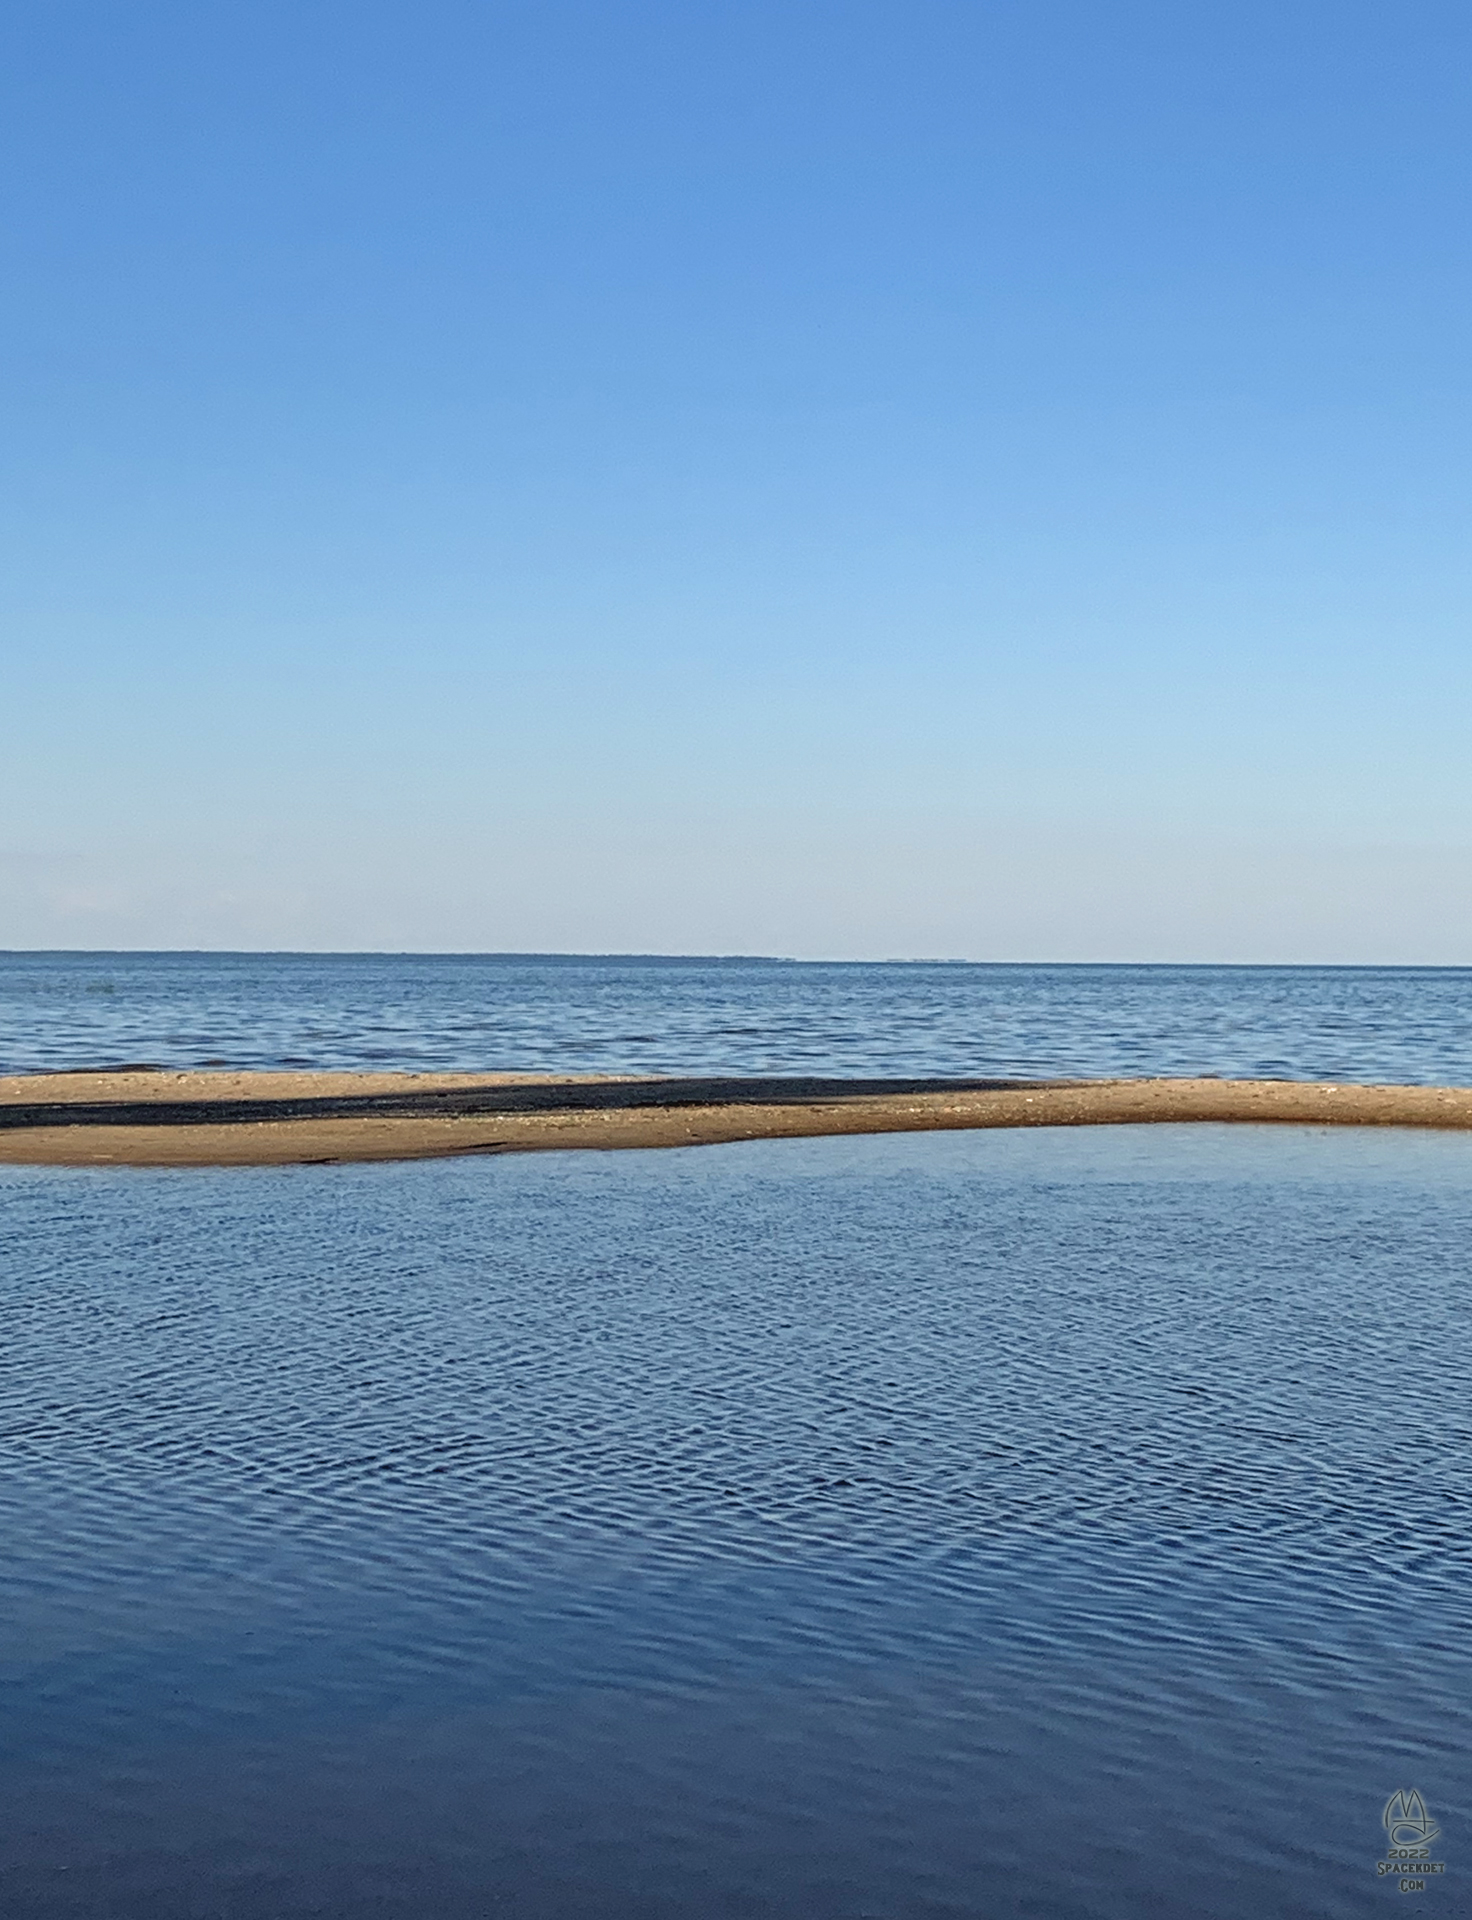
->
[[4, 0, 1468, 960]]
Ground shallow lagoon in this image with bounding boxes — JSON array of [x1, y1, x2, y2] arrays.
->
[[3, 1125, 1468, 1917]]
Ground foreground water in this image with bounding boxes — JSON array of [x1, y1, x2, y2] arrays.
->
[[2, 1125, 1467, 1918], [4, 952, 1472, 1083]]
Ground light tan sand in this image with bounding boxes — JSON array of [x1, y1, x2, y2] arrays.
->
[[0, 1068, 639, 1104], [2, 1071, 1471, 1167]]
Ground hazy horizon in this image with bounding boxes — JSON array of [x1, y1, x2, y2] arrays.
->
[[6, 949, 1472, 971]]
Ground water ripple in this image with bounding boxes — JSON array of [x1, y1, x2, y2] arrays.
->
[[1, 1125, 1468, 1917], [4, 951, 1472, 1082]]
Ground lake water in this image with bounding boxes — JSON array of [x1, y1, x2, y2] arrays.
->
[[3, 951, 1472, 1083], [2, 1125, 1468, 1918]]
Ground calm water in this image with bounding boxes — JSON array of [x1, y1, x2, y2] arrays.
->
[[4, 951, 1472, 1082], [2, 1126, 1468, 1917]]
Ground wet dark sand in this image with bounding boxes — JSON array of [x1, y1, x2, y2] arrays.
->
[[3, 1070, 1472, 1166]]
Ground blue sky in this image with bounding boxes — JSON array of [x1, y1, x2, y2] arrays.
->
[[4, 0, 1468, 958]]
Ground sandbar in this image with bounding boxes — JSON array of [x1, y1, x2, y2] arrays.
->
[[2, 1069, 1471, 1167]]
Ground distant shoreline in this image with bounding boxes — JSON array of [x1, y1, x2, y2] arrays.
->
[[6, 950, 1472, 966], [3, 1070, 1472, 1167]]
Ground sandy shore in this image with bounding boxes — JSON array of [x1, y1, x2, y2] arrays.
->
[[2, 1069, 1471, 1167]]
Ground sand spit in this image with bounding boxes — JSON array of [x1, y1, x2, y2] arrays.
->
[[2, 1069, 1471, 1167]]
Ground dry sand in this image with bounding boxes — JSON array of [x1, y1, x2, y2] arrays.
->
[[2, 1069, 1471, 1167]]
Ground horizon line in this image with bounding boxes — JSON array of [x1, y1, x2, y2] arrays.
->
[[3, 950, 1471, 971]]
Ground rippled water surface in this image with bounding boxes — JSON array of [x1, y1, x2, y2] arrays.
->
[[3, 1126, 1468, 1917], [4, 951, 1472, 1082]]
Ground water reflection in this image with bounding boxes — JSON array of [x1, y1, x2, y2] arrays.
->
[[1, 1126, 1468, 1917]]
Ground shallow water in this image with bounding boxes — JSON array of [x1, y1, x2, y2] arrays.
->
[[2, 1125, 1467, 1917], [4, 951, 1472, 1083]]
